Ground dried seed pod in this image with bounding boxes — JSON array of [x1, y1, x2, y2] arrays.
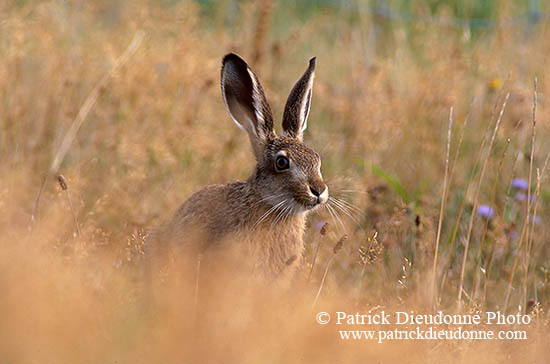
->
[[57, 175, 68, 191], [285, 255, 297, 266], [333, 234, 347, 255], [320, 222, 329, 236]]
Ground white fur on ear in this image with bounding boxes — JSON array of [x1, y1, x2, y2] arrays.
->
[[298, 74, 314, 134], [282, 57, 316, 140], [247, 68, 267, 137], [220, 53, 274, 160], [221, 87, 254, 135]]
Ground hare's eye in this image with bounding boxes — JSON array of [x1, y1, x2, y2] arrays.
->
[[275, 156, 290, 171]]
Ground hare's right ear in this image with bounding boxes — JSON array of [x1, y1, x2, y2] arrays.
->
[[221, 53, 274, 160], [282, 57, 316, 141]]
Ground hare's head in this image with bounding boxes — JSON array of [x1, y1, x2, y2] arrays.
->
[[221, 53, 328, 213]]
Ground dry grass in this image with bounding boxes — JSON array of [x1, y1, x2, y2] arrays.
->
[[1, 1, 549, 362]]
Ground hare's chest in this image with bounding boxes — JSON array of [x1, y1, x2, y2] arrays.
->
[[239, 218, 306, 278]]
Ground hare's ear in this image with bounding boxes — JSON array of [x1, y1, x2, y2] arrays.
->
[[221, 53, 274, 159], [282, 57, 316, 141]]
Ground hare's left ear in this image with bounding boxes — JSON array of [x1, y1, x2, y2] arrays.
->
[[282, 57, 316, 141], [221, 53, 274, 160]]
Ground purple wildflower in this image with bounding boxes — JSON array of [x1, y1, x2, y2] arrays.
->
[[511, 178, 529, 190], [515, 192, 536, 203], [515, 192, 526, 201], [531, 215, 541, 225], [477, 205, 494, 219]]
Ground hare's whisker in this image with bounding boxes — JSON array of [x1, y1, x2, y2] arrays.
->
[[330, 196, 363, 213], [270, 201, 288, 228], [283, 202, 297, 222], [329, 199, 352, 216], [324, 202, 335, 222], [272, 200, 293, 228], [260, 192, 287, 203], [328, 202, 346, 231], [251, 192, 286, 210], [326, 202, 345, 232], [332, 189, 367, 194], [330, 199, 360, 225], [255, 200, 286, 228], [330, 197, 362, 218], [325, 203, 341, 231]]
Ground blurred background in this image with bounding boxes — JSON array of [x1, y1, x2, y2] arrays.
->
[[0, 0, 549, 362]]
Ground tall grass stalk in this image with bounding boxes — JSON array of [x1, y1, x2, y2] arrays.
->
[[308, 222, 328, 281], [522, 154, 549, 312], [484, 148, 520, 289], [504, 79, 537, 312], [312, 235, 346, 308], [251, 0, 274, 66], [193, 253, 202, 327], [431, 107, 453, 308], [457, 92, 510, 308], [49, 31, 145, 175], [29, 175, 46, 234], [57, 175, 81, 239], [474, 138, 510, 303]]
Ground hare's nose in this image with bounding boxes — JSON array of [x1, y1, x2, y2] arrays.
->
[[309, 185, 321, 197], [310, 184, 328, 204]]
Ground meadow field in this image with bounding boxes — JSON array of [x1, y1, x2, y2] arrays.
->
[[1, 0, 549, 362]]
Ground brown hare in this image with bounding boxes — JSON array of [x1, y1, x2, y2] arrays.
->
[[147, 53, 328, 282]]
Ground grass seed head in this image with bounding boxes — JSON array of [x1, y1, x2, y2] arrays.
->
[[57, 175, 68, 191], [320, 222, 329, 236], [333, 234, 347, 255]]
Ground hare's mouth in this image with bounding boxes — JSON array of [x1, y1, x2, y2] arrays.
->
[[297, 194, 328, 211], [261, 189, 328, 215], [300, 185, 329, 209]]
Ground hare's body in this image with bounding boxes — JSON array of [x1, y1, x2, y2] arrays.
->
[[147, 53, 327, 281], [151, 181, 306, 277]]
